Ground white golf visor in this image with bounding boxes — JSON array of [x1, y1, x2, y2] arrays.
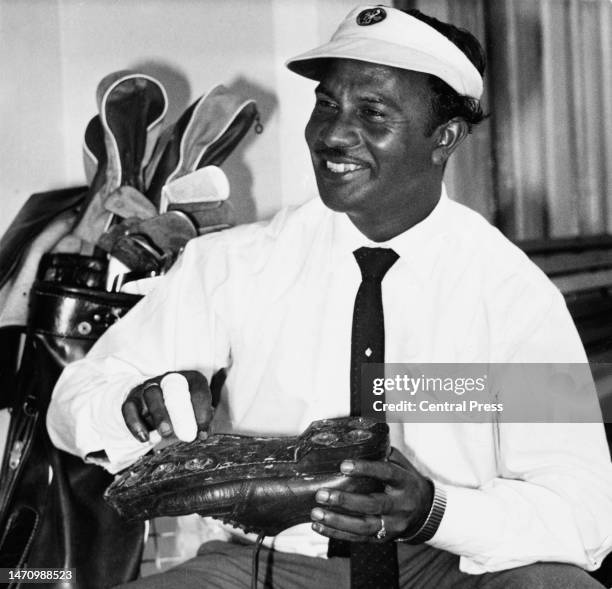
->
[[285, 5, 483, 100]]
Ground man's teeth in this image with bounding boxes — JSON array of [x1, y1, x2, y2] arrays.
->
[[325, 161, 363, 173]]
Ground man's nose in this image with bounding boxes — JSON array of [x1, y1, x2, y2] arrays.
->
[[319, 112, 359, 149]]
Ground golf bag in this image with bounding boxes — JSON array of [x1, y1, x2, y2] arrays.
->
[[0, 70, 259, 587], [0, 243, 144, 588]]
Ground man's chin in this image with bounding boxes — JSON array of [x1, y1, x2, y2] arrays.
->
[[316, 184, 364, 214], [318, 193, 352, 214]]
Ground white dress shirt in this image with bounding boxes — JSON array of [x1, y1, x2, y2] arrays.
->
[[47, 188, 612, 574]]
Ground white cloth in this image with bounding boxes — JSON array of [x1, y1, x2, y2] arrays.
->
[[47, 188, 612, 574]]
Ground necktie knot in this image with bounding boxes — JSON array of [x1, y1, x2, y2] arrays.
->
[[353, 247, 399, 282]]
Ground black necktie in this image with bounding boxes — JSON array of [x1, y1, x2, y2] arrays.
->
[[329, 247, 400, 589]]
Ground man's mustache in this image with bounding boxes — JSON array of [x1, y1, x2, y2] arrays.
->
[[314, 147, 369, 166]]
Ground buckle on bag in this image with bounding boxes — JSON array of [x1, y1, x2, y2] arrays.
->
[[9, 440, 24, 470]]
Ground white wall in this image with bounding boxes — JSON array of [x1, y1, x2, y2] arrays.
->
[[0, 0, 67, 234], [0, 0, 357, 237]]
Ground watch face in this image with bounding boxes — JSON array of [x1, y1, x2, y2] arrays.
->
[[356, 7, 387, 26]]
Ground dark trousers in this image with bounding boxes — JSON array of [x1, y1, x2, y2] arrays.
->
[[116, 540, 605, 589]]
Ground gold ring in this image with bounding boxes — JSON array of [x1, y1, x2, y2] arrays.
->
[[142, 381, 160, 393], [375, 517, 387, 540]]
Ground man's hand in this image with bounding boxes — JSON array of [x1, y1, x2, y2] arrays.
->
[[310, 448, 434, 542], [121, 370, 213, 444]]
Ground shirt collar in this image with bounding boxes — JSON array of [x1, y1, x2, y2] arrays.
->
[[329, 185, 451, 268]]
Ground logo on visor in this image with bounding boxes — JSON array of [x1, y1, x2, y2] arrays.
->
[[357, 7, 387, 26]]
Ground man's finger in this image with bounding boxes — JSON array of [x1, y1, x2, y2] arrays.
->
[[387, 447, 413, 470], [161, 373, 198, 441], [311, 523, 369, 543], [121, 397, 150, 443], [341, 459, 405, 486], [142, 381, 173, 437], [316, 489, 394, 515], [180, 370, 214, 435], [311, 508, 381, 538]]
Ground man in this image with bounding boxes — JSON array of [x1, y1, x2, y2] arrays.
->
[[47, 5, 612, 588]]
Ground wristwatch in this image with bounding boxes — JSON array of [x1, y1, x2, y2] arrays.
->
[[396, 482, 447, 544]]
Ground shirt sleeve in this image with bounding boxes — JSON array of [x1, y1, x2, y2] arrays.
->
[[46, 237, 231, 473], [428, 282, 612, 573]]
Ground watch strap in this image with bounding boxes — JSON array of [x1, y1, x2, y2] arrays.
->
[[397, 483, 446, 544]]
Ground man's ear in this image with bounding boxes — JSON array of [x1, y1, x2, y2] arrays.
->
[[431, 119, 470, 166]]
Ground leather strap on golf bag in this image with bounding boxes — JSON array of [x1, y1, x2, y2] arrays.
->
[[0, 326, 24, 410], [0, 276, 144, 589]]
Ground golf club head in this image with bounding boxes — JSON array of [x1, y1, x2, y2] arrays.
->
[[96, 217, 142, 254], [96, 70, 168, 192], [105, 186, 158, 220], [110, 234, 165, 274], [72, 72, 167, 251], [130, 211, 197, 256], [108, 211, 197, 274], [146, 85, 257, 208], [160, 165, 229, 211]]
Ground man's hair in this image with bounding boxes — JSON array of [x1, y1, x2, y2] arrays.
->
[[403, 9, 487, 135]]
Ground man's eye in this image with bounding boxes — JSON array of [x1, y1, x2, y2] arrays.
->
[[362, 108, 385, 120], [315, 98, 337, 110]]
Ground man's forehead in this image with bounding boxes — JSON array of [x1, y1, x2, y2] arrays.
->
[[315, 58, 431, 100]]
